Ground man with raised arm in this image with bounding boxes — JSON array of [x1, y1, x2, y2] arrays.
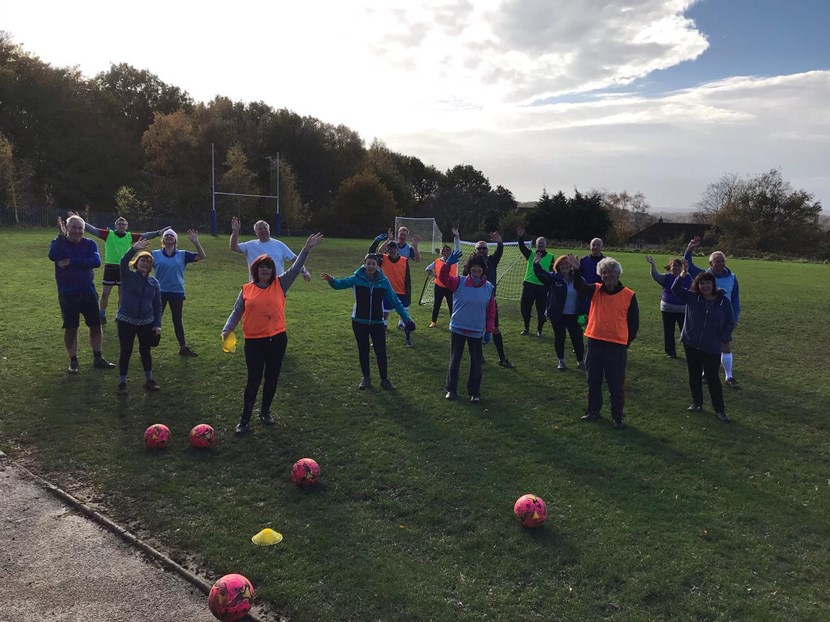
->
[[49, 214, 116, 373], [684, 236, 742, 389], [74, 213, 166, 325], [516, 226, 552, 337], [229, 217, 312, 282], [379, 226, 421, 262]]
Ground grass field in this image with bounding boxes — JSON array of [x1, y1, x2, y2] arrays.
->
[[1, 228, 829, 621]]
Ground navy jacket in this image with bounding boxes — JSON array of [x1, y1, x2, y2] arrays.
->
[[533, 263, 584, 319], [671, 278, 735, 356]]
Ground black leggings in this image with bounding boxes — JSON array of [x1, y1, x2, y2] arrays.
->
[[684, 344, 724, 412], [549, 314, 585, 361], [117, 320, 154, 376], [352, 321, 388, 380], [520, 282, 547, 331], [243, 333, 287, 418], [661, 310, 685, 357], [161, 295, 186, 347], [432, 285, 453, 322], [446, 331, 484, 396]]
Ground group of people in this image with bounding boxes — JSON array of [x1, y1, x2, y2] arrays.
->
[[50, 215, 742, 432]]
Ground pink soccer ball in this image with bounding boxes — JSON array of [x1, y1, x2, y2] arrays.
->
[[513, 493, 548, 528], [207, 573, 254, 622], [290, 457, 321, 487], [143, 424, 170, 449], [189, 424, 216, 449]]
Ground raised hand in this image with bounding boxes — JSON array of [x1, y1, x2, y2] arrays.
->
[[304, 232, 324, 250], [565, 253, 580, 269], [411, 235, 420, 246], [490, 230, 502, 243], [451, 227, 460, 237], [231, 216, 241, 232], [320, 272, 334, 282], [132, 238, 150, 250], [187, 229, 199, 243], [516, 226, 525, 238], [687, 236, 701, 251], [681, 259, 689, 275], [446, 249, 463, 265], [645, 255, 655, 266], [374, 232, 388, 242], [57, 217, 67, 236]]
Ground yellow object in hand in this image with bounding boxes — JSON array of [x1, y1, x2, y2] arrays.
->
[[222, 332, 237, 353]]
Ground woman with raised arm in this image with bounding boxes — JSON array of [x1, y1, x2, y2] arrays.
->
[[671, 261, 736, 422], [645, 255, 690, 359], [116, 239, 162, 395], [425, 227, 462, 327], [533, 254, 585, 370], [221, 233, 324, 435], [322, 253, 415, 391], [440, 250, 496, 404], [151, 228, 206, 356]]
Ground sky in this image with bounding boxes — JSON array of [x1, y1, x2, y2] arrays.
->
[[2, 0, 828, 212]]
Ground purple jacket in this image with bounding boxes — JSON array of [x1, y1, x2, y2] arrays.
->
[[49, 236, 101, 295]]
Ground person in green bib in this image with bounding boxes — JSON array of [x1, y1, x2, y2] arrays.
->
[[517, 226, 553, 337], [78, 215, 167, 324]]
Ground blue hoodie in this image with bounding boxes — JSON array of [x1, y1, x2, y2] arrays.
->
[[671, 278, 736, 356], [327, 266, 411, 325], [684, 251, 741, 322]]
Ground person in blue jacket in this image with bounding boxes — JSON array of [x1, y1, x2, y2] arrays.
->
[[671, 262, 736, 422], [116, 239, 162, 395], [151, 228, 206, 356], [533, 254, 585, 370], [322, 253, 415, 391], [684, 237, 742, 388], [645, 255, 691, 358], [440, 250, 496, 403]]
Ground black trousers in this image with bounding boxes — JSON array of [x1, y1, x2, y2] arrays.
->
[[520, 282, 546, 331], [684, 344, 725, 412], [352, 321, 388, 380], [586, 339, 627, 417], [161, 294, 187, 347], [446, 331, 484, 396], [432, 285, 453, 322], [661, 310, 685, 357], [550, 314, 585, 361], [243, 332, 287, 419], [117, 320, 154, 376]]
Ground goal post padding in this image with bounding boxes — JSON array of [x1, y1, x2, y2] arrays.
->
[[418, 241, 529, 305]]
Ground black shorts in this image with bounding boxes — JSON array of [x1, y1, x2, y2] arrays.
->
[[102, 264, 121, 286], [59, 292, 101, 329]]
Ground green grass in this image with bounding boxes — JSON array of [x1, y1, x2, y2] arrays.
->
[[1, 228, 829, 621]]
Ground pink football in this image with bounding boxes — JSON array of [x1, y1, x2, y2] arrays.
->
[[143, 424, 170, 449]]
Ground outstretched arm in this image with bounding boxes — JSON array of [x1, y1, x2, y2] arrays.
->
[[516, 226, 530, 259], [566, 253, 594, 298], [410, 235, 421, 262], [645, 255, 665, 285], [188, 229, 207, 260], [279, 233, 324, 294], [229, 217, 242, 253]]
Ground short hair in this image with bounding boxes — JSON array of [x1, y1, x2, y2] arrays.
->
[[66, 215, 85, 228], [250, 254, 277, 284], [552, 255, 570, 273], [596, 257, 622, 277], [665, 257, 682, 271], [535, 237, 546, 247], [114, 217, 128, 225], [690, 271, 717, 294], [253, 220, 270, 232], [398, 227, 409, 235], [709, 251, 726, 263], [590, 237, 603, 247], [364, 252, 382, 266], [475, 241, 489, 251]]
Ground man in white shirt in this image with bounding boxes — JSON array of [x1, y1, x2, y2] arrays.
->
[[229, 217, 312, 281]]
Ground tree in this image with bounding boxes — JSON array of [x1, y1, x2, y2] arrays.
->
[[694, 172, 742, 224], [527, 189, 611, 241], [711, 169, 823, 256], [0, 131, 32, 222], [221, 143, 260, 220], [602, 190, 655, 244], [328, 171, 397, 238]]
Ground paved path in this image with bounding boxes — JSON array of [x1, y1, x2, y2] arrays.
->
[[0, 457, 270, 622]]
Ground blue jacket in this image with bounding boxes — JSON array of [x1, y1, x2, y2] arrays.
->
[[328, 266, 411, 325], [671, 278, 735, 356], [684, 251, 741, 322], [117, 247, 162, 327], [533, 262, 584, 319]]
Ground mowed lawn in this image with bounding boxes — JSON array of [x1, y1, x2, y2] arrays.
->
[[1, 227, 828, 621]]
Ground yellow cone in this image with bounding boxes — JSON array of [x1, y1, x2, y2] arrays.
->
[[222, 332, 237, 353], [251, 528, 283, 546]]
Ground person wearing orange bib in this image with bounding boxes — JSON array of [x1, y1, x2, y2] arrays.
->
[[425, 228, 461, 327], [221, 233, 324, 435], [566, 253, 639, 429], [369, 235, 413, 346]]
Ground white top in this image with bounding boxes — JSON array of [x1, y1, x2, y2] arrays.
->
[[238, 238, 297, 269]]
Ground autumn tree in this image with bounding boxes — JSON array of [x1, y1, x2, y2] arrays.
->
[[328, 171, 397, 238]]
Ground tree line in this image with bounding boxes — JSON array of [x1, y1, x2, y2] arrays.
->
[[0, 33, 825, 257]]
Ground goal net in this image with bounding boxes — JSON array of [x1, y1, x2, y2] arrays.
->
[[418, 240, 530, 305], [394, 217, 444, 257]]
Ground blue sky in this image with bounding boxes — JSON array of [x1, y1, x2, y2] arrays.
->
[[2, 0, 828, 212]]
